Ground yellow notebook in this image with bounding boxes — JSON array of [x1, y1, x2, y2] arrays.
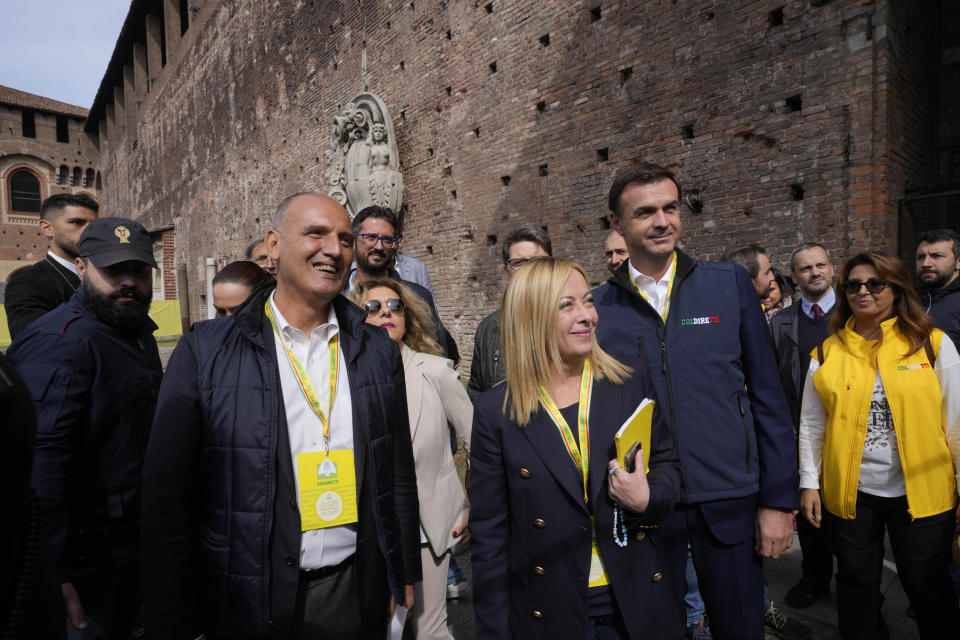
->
[[615, 398, 654, 472]]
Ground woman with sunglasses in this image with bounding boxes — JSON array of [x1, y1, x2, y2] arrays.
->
[[349, 278, 472, 640], [798, 251, 960, 639], [470, 257, 683, 639]]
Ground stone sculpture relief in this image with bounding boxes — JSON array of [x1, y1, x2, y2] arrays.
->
[[324, 93, 403, 218]]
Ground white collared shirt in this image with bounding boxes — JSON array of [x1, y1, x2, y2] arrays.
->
[[268, 292, 357, 569], [800, 287, 836, 319], [48, 250, 78, 275], [628, 255, 675, 317]]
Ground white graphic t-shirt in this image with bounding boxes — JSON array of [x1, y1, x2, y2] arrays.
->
[[858, 372, 906, 497]]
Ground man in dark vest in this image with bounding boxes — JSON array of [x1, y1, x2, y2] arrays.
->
[[4, 193, 99, 339], [769, 242, 837, 609]]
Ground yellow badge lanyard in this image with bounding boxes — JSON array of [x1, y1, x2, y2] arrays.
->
[[265, 300, 339, 453], [538, 359, 593, 504], [632, 251, 678, 321]]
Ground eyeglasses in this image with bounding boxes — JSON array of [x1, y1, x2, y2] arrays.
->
[[356, 233, 400, 249], [362, 298, 404, 314], [842, 278, 889, 295], [506, 256, 545, 271]]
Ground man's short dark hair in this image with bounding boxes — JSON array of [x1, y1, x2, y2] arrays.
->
[[723, 244, 767, 279], [917, 229, 960, 259], [501, 224, 552, 264], [788, 242, 829, 272], [40, 193, 100, 220], [352, 206, 400, 236], [607, 162, 682, 218], [244, 238, 265, 260]]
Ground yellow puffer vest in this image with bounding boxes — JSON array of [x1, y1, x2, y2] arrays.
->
[[812, 317, 956, 519]]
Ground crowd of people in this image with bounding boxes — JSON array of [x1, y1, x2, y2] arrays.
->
[[3, 163, 960, 640]]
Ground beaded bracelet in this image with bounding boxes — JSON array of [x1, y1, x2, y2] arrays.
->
[[612, 503, 628, 547]]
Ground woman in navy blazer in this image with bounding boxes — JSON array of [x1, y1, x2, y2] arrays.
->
[[470, 257, 684, 639]]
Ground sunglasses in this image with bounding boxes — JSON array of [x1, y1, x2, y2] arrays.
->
[[842, 278, 889, 295], [362, 298, 404, 314]]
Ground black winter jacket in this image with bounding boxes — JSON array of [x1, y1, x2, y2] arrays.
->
[[141, 283, 420, 639], [923, 276, 960, 350]]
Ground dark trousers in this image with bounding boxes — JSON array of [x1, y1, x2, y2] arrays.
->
[[796, 508, 833, 591], [829, 492, 960, 640], [65, 542, 140, 640], [291, 556, 387, 640], [662, 505, 764, 640]]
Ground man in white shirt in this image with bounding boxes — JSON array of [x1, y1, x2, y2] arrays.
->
[[4, 193, 98, 338], [142, 193, 420, 639]]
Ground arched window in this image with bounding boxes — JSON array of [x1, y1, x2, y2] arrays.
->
[[9, 169, 42, 213], [58, 165, 69, 185], [85, 169, 95, 188], [95, 172, 102, 192], [72, 167, 82, 186]]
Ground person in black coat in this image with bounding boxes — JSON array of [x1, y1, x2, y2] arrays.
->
[[4, 194, 98, 339], [141, 194, 420, 639], [470, 257, 683, 639]]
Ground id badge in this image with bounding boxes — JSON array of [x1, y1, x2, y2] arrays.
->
[[589, 538, 610, 587], [296, 449, 358, 531]]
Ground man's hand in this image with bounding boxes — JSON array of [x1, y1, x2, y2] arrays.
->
[[754, 506, 794, 558], [388, 584, 416, 622], [801, 489, 823, 529], [61, 582, 87, 631]]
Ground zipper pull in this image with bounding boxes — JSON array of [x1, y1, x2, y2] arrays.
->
[[659, 341, 667, 374]]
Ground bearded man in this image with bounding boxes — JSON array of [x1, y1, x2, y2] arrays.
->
[[8, 217, 162, 639]]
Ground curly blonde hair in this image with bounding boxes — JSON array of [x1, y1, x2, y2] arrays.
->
[[349, 278, 443, 356]]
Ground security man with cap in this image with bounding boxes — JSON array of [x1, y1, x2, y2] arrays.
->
[[7, 217, 162, 639]]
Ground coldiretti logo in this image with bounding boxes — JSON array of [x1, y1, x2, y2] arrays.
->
[[680, 316, 720, 326], [897, 363, 931, 371]]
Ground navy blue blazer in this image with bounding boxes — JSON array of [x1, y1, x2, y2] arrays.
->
[[469, 360, 684, 639]]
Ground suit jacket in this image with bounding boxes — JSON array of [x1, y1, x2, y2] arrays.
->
[[141, 285, 420, 639], [4, 254, 79, 340], [470, 359, 684, 639], [402, 345, 472, 556], [769, 301, 834, 428]]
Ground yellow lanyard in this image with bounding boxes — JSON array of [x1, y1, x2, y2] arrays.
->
[[538, 359, 593, 504], [265, 300, 339, 451], [632, 252, 678, 321]]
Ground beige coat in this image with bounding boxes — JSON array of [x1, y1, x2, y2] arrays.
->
[[402, 345, 472, 557]]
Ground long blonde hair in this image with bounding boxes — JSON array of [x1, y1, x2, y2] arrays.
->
[[500, 257, 631, 426], [349, 278, 443, 356]]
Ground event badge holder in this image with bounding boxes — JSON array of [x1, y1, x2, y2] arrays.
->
[[265, 300, 359, 531]]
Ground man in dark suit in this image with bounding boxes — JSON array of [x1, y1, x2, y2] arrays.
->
[[4, 194, 99, 339], [141, 193, 420, 639], [769, 242, 837, 610]]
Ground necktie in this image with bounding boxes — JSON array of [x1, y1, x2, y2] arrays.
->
[[811, 303, 823, 320]]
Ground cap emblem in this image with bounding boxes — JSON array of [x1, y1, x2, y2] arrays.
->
[[115, 225, 131, 244]]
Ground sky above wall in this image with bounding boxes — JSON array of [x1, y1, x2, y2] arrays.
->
[[0, 1, 131, 109]]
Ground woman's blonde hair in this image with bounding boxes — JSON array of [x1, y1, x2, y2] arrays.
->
[[500, 257, 630, 426], [349, 278, 443, 357]]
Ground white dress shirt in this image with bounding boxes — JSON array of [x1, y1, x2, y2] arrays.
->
[[48, 250, 79, 275], [628, 255, 676, 318], [268, 292, 357, 569]]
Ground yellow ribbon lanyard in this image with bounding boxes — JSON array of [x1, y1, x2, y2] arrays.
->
[[265, 300, 339, 453], [632, 251, 678, 322], [538, 359, 593, 504]]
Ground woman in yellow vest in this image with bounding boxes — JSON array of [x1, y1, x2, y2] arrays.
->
[[469, 257, 683, 639], [798, 251, 960, 639]]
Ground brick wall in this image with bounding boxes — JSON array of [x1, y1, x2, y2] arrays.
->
[[93, 0, 944, 373]]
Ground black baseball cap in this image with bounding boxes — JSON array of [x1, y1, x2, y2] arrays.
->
[[78, 217, 158, 268]]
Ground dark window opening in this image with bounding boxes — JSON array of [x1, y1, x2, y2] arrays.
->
[[790, 183, 805, 201], [21, 110, 36, 138], [10, 169, 42, 213], [590, 5, 601, 21], [536, 100, 545, 113], [56, 116, 70, 143], [489, 61, 497, 73], [681, 123, 695, 139], [486, 235, 497, 246], [539, 34, 550, 47], [596, 147, 609, 163], [769, 7, 784, 27], [485, 2, 493, 13], [538, 164, 549, 177], [786, 94, 802, 112], [501, 175, 511, 186], [179, 0, 189, 36], [619, 67, 633, 85]]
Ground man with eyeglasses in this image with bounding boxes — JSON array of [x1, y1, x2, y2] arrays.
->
[[915, 229, 960, 349], [346, 206, 459, 364], [466, 224, 552, 400], [245, 237, 278, 276]]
